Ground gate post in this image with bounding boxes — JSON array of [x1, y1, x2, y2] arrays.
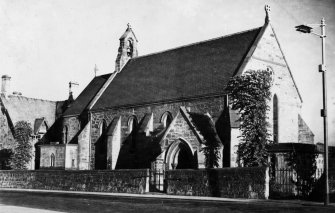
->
[[145, 169, 150, 193], [265, 166, 269, 199]]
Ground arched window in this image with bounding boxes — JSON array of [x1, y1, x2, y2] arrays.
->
[[127, 39, 133, 57], [161, 112, 173, 128], [273, 94, 279, 143], [77, 120, 81, 130], [99, 120, 107, 136], [128, 116, 137, 133], [63, 126, 69, 144], [50, 153, 55, 167]]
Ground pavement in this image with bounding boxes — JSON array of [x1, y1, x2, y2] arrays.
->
[[0, 188, 334, 213]]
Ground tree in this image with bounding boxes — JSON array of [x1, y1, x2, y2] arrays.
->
[[9, 121, 33, 170], [226, 69, 273, 167], [201, 140, 221, 168], [286, 149, 318, 198]]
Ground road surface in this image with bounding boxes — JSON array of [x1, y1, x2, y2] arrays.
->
[[0, 190, 334, 213]]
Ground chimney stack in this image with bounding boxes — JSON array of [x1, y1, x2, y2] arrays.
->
[[1, 75, 11, 97]]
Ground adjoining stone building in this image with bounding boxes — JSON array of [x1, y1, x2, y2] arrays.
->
[[39, 7, 314, 171], [0, 75, 65, 169]]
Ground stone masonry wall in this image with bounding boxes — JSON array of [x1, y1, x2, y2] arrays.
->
[[0, 106, 14, 150], [0, 169, 149, 194], [230, 128, 240, 167], [165, 112, 200, 150], [166, 167, 269, 199], [90, 96, 227, 169], [107, 118, 121, 170], [161, 111, 205, 169], [78, 122, 90, 170], [298, 115, 314, 144], [65, 144, 78, 170], [39, 145, 65, 169], [63, 116, 81, 143], [242, 25, 303, 143]]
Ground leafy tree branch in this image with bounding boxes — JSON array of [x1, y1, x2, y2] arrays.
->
[[226, 69, 273, 167], [10, 121, 33, 170]]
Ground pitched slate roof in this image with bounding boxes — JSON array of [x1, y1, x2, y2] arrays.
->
[[92, 27, 262, 110], [63, 74, 111, 116], [0, 94, 57, 128], [188, 112, 222, 146]]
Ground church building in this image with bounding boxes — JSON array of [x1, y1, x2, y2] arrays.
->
[[39, 6, 314, 171], [0, 75, 65, 169]]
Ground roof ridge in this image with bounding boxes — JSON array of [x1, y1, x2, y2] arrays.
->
[[96, 73, 113, 78], [5, 95, 57, 103], [131, 27, 262, 60]]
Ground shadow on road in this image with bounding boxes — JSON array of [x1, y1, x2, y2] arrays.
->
[[0, 191, 334, 213]]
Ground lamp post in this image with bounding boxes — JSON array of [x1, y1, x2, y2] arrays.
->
[[295, 18, 329, 205]]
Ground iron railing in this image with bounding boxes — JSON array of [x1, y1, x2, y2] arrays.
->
[[269, 168, 323, 198]]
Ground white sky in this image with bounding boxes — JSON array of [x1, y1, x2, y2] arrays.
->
[[0, 0, 334, 145]]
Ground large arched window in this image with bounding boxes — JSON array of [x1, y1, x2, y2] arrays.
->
[[128, 116, 137, 133], [50, 153, 55, 167], [273, 94, 279, 143], [62, 126, 69, 144], [161, 112, 173, 128]]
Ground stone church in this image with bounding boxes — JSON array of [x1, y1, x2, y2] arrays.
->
[[39, 6, 314, 171]]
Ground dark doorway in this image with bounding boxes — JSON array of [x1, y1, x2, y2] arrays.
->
[[176, 143, 194, 169]]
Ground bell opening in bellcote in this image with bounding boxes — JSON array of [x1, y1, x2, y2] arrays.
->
[[127, 40, 134, 57], [115, 23, 138, 72]]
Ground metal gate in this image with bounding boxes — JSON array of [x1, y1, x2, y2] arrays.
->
[[269, 168, 323, 198], [149, 169, 165, 192]]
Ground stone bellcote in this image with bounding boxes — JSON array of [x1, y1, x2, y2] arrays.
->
[[115, 23, 138, 72]]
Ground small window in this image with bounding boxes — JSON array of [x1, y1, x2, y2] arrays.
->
[[72, 159, 75, 167], [50, 153, 55, 167], [128, 116, 137, 133], [273, 94, 279, 143], [161, 112, 173, 128], [99, 120, 107, 136], [63, 126, 69, 144]]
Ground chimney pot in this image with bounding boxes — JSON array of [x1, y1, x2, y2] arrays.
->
[[1, 75, 11, 97]]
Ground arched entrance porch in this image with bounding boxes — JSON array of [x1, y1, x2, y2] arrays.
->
[[165, 138, 197, 170], [150, 139, 197, 192]]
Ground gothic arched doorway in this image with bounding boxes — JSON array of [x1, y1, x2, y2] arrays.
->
[[165, 139, 196, 170]]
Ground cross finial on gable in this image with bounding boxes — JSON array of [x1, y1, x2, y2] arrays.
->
[[94, 64, 99, 77], [127, 23, 131, 30], [265, 5, 271, 24]]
